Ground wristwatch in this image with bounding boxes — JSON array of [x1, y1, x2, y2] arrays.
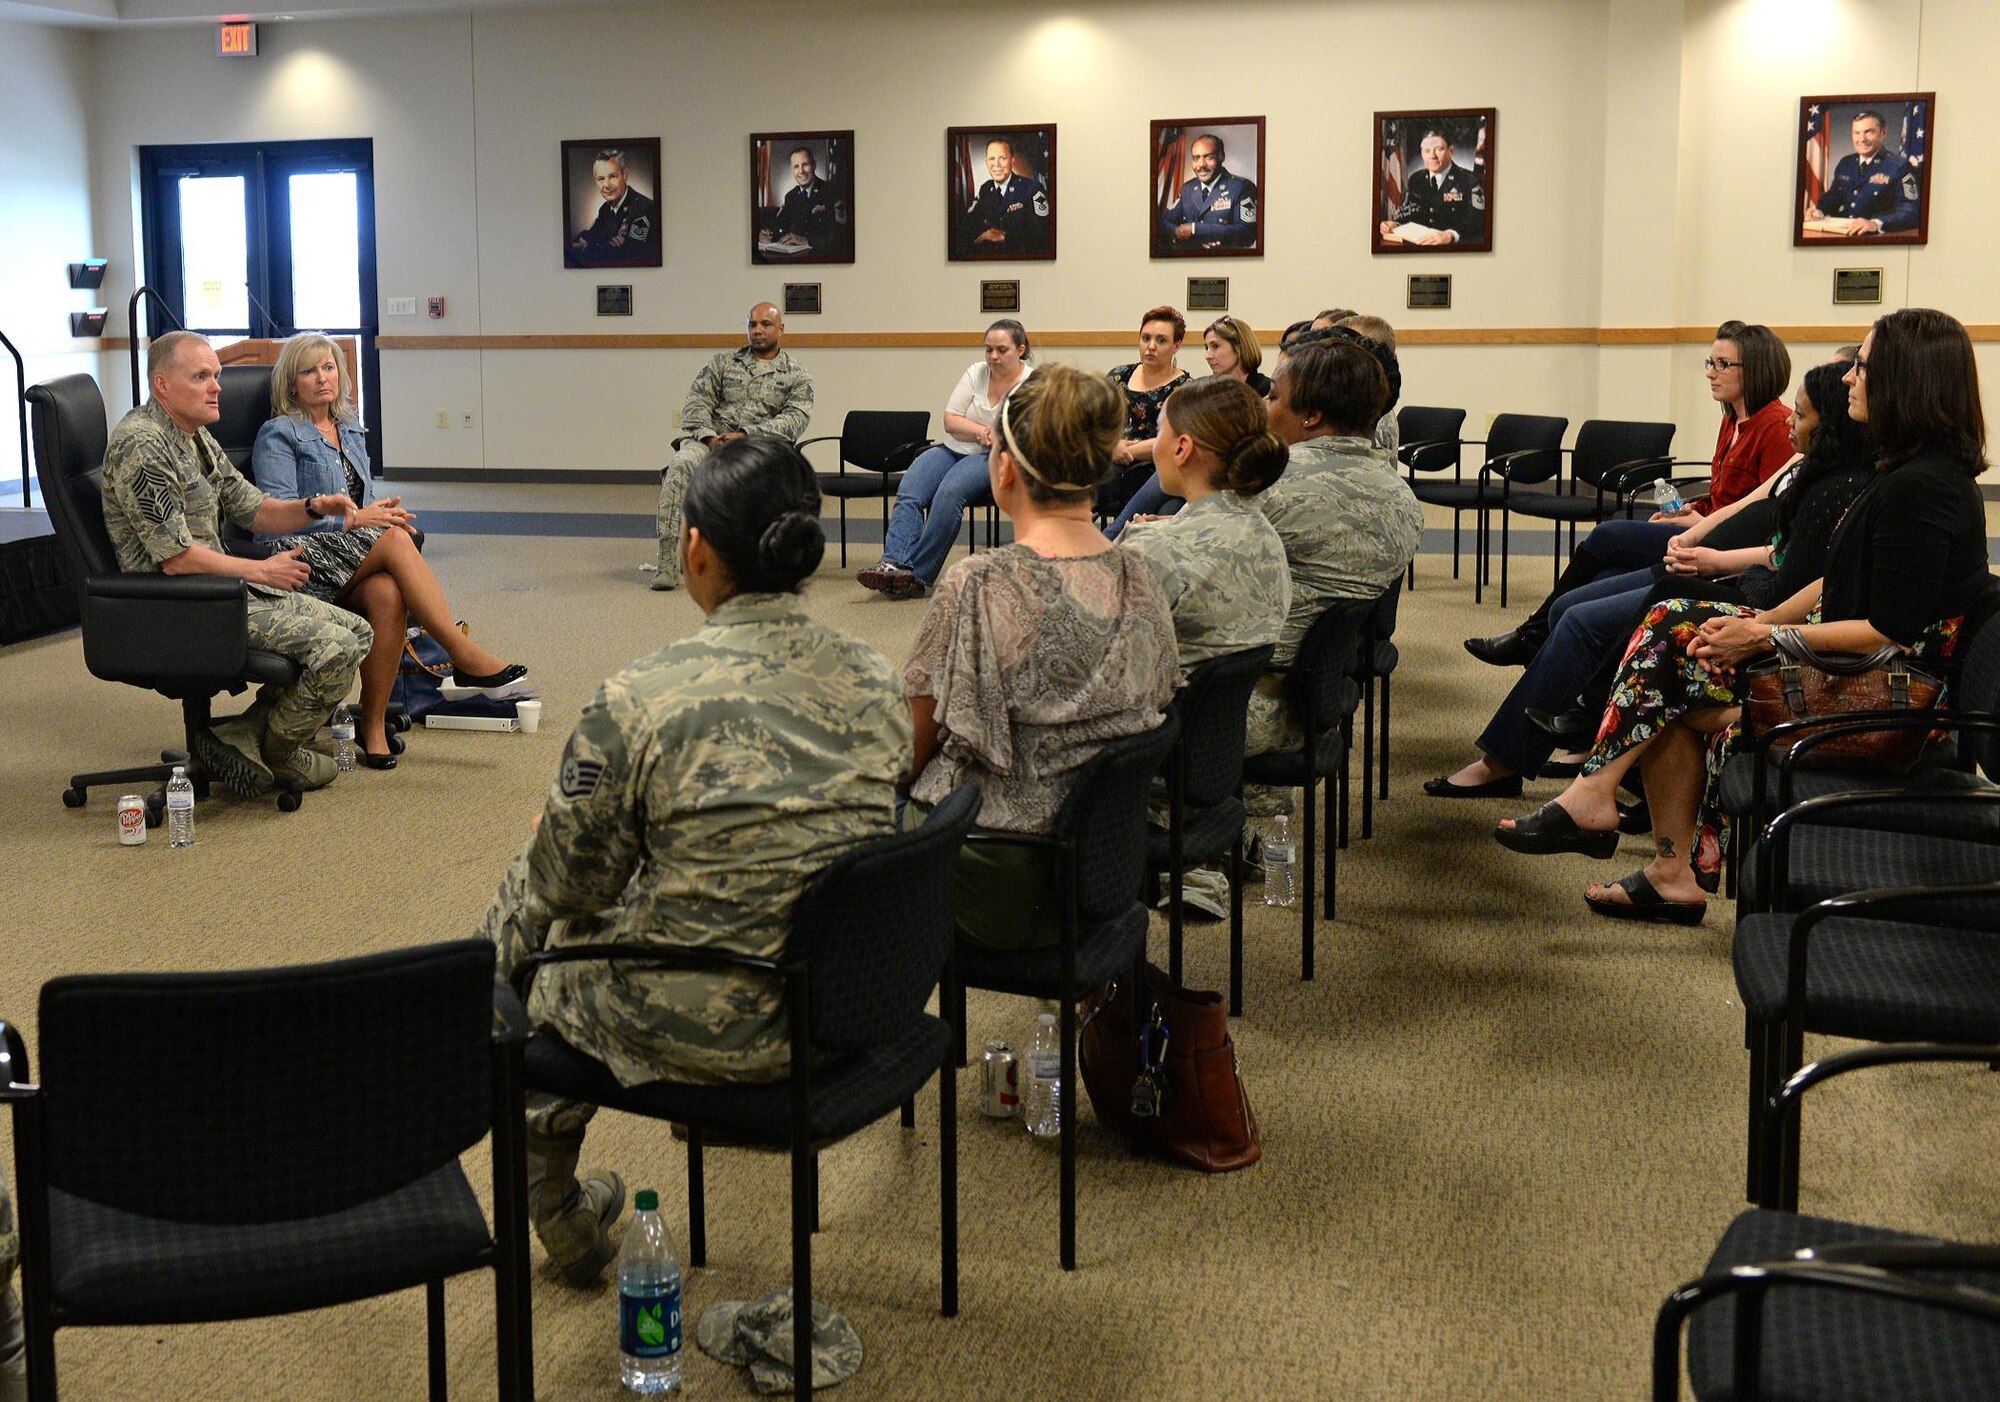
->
[[303, 495, 325, 519]]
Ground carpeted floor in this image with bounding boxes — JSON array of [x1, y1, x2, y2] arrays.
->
[[1, 481, 1992, 1401]]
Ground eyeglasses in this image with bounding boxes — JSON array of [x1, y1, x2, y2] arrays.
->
[[1703, 357, 1740, 372], [1851, 357, 1870, 379]]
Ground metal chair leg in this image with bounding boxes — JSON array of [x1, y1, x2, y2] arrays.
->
[[427, 1278, 448, 1402], [939, 1041, 958, 1316], [1228, 830, 1244, 1017], [687, 1131, 707, 1268], [1378, 673, 1392, 802], [1300, 775, 1316, 979]]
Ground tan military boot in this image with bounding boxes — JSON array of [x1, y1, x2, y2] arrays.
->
[[0, 1285, 25, 1402], [262, 739, 339, 791], [192, 718, 276, 797], [526, 1130, 626, 1286]]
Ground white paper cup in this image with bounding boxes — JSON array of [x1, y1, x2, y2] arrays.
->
[[515, 700, 542, 734]]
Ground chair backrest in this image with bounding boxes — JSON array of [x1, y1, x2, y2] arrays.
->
[[213, 364, 272, 472], [1569, 419, 1676, 490], [1168, 645, 1275, 809], [1351, 577, 1404, 679], [840, 410, 932, 473], [26, 375, 117, 595], [798, 784, 982, 1053], [1289, 598, 1377, 734], [1486, 412, 1569, 485], [1398, 405, 1465, 475], [1050, 713, 1182, 922], [35, 940, 497, 1225]]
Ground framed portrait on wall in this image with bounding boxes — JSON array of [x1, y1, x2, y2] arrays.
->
[[1372, 110, 1493, 254], [947, 124, 1056, 261], [1150, 117, 1264, 258], [562, 138, 661, 269], [1795, 94, 1933, 246], [751, 131, 855, 265]]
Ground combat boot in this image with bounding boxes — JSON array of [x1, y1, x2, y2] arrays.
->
[[649, 557, 680, 591], [526, 1129, 626, 1286], [193, 717, 276, 797], [0, 1285, 25, 1402], [262, 739, 339, 791]]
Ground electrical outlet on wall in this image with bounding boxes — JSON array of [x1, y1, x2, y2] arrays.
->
[[435, 410, 448, 429], [461, 413, 474, 430]]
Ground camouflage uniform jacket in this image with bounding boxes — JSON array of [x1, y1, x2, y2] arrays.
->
[[1119, 491, 1291, 671], [677, 347, 814, 448], [1259, 435, 1422, 664], [100, 399, 273, 588], [489, 593, 911, 1086]]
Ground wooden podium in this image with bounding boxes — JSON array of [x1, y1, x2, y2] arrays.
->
[[215, 336, 360, 392]]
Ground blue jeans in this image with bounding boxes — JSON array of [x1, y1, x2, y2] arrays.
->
[[1106, 472, 1184, 538], [1478, 567, 1658, 774], [881, 445, 992, 585], [1573, 518, 1685, 574]]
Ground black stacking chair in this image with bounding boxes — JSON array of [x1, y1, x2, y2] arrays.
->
[[514, 786, 980, 1401], [27, 373, 308, 821], [1654, 1041, 2000, 1402], [1396, 405, 1466, 590], [1148, 645, 1273, 1016], [1741, 788, 2000, 919], [1350, 579, 1403, 838], [0, 941, 532, 1402], [1241, 599, 1373, 980], [1497, 419, 1675, 592], [952, 716, 1180, 1271], [798, 410, 932, 566], [1722, 618, 2000, 898], [1460, 413, 1569, 606], [1734, 883, 2000, 1210]]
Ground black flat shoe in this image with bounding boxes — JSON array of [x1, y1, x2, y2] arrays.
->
[[1537, 758, 1584, 780], [451, 663, 529, 689], [1464, 626, 1545, 667], [1526, 704, 1596, 747], [1584, 870, 1705, 925], [1423, 773, 1524, 799], [357, 749, 398, 771], [1616, 799, 1652, 835], [1493, 800, 1620, 858]]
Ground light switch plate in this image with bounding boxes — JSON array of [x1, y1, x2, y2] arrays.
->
[[387, 296, 417, 316]]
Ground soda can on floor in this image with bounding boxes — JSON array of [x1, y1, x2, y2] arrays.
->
[[117, 794, 147, 845], [979, 1040, 1019, 1118]]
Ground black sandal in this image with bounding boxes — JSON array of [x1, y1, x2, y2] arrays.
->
[[1584, 870, 1705, 925], [1493, 800, 1620, 858]]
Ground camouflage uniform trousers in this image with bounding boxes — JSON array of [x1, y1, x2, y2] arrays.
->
[[1244, 688, 1303, 819], [1, 1167, 21, 1386], [244, 591, 371, 755], [480, 844, 602, 1143], [653, 439, 711, 586]]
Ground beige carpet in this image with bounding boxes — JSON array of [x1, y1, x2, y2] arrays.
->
[[2, 482, 1993, 1401]]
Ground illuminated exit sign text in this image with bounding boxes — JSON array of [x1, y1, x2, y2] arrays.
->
[[217, 22, 259, 58]]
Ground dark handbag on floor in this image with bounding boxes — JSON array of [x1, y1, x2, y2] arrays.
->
[[1078, 961, 1261, 1173], [1743, 634, 1944, 769], [390, 623, 461, 721]]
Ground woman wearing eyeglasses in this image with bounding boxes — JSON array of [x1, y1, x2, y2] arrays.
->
[[1495, 308, 2000, 922], [1462, 320, 1795, 671]]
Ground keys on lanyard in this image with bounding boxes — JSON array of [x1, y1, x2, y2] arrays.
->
[[1131, 1003, 1170, 1119]]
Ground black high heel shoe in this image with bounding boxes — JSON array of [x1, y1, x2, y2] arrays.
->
[[451, 662, 529, 690], [357, 749, 398, 771], [1493, 801, 1620, 858]]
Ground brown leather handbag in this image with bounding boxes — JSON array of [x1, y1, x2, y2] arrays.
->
[[1743, 634, 1944, 769], [1078, 962, 1261, 1173]]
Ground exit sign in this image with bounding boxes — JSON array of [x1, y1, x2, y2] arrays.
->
[[217, 21, 258, 57]]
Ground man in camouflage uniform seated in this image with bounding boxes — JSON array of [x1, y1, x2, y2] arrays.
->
[[100, 332, 370, 794], [480, 437, 910, 1284], [651, 301, 814, 590], [1, 1170, 21, 1401]]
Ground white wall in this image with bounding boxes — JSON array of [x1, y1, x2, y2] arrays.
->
[[0, 16, 102, 494], [56, 0, 2000, 477]]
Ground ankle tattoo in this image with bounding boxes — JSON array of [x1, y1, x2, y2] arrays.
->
[[1656, 836, 1676, 859]]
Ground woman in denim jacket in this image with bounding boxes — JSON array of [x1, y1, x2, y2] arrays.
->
[[252, 333, 526, 767]]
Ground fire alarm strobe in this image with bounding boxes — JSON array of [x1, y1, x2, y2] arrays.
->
[[427, 297, 446, 319]]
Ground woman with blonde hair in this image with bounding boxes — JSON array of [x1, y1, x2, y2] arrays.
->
[[1109, 314, 1269, 535], [252, 332, 527, 768], [904, 363, 1179, 949]]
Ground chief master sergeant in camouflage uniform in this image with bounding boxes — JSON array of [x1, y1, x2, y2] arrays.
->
[[100, 331, 369, 793], [1248, 338, 1421, 761], [652, 302, 814, 590], [480, 439, 911, 1284]]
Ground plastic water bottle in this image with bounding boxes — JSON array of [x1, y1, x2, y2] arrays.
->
[[1653, 479, 1684, 515], [618, 1189, 683, 1394], [1022, 1012, 1062, 1139], [331, 706, 356, 773], [1263, 815, 1297, 907], [165, 766, 195, 848]]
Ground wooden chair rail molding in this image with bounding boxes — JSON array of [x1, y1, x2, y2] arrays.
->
[[95, 325, 2000, 354]]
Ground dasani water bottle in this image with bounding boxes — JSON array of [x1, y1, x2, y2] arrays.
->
[[618, 1189, 683, 1393]]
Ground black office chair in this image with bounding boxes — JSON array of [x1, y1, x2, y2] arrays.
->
[[1654, 1041, 2000, 1402], [0, 940, 533, 1402], [1396, 405, 1466, 591], [1497, 419, 1675, 592], [1241, 599, 1373, 980], [1148, 645, 1274, 1016], [211, 363, 272, 471], [1461, 413, 1569, 606], [27, 373, 308, 821], [951, 716, 1181, 1271], [514, 786, 981, 1402], [798, 410, 932, 566]]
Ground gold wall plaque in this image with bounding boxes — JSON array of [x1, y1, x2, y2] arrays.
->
[[1833, 268, 1883, 306], [980, 280, 1021, 314], [783, 283, 822, 316], [595, 285, 633, 317], [1406, 275, 1452, 310], [1186, 277, 1229, 313]]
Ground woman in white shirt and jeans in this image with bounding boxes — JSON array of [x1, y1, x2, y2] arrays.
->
[[858, 319, 1033, 600]]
